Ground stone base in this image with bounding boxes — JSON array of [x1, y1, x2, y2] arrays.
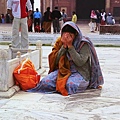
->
[[100, 25, 120, 34], [9, 47, 31, 59], [0, 68, 46, 98], [0, 85, 20, 98]]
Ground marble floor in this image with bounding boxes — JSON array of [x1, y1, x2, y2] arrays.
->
[[0, 46, 120, 120]]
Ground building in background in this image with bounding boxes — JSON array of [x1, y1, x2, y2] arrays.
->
[[0, 0, 120, 22], [34, 0, 40, 11], [0, 0, 7, 15], [40, 0, 120, 22], [41, 0, 75, 20], [107, 0, 120, 22]]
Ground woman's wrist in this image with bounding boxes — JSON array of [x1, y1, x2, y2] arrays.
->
[[67, 45, 73, 49]]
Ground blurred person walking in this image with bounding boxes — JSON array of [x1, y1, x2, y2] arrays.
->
[[89, 10, 97, 32]]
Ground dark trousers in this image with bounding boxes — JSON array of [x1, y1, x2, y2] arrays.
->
[[34, 18, 40, 27], [28, 25, 33, 32], [53, 19, 60, 33]]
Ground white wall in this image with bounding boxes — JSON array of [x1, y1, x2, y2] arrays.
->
[[34, 0, 40, 11]]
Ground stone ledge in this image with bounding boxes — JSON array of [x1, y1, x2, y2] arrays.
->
[[37, 67, 46, 76], [99, 25, 120, 34], [0, 68, 46, 98], [0, 85, 20, 98]]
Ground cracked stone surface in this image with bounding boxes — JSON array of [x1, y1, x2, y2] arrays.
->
[[0, 47, 120, 119]]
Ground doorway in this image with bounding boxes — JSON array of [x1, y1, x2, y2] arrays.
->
[[76, 0, 106, 20]]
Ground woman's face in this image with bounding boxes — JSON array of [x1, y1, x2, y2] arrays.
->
[[62, 32, 75, 40]]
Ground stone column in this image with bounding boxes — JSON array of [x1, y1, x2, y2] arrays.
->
[[0, 49, 9, 91], [36, 40, 42, 68], [42, 0, 53, 13], [106, 0, 110, 13], [43, 0, 46, 13], [50, 0, 53, 11]]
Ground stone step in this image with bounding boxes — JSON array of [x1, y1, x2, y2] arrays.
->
[[0, 33, 120, 45]]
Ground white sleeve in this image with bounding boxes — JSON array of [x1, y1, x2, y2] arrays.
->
[[26, 0, 32, 11], [7, 0, 12, 10]]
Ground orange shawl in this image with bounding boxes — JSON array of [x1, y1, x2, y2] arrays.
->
[[48, 37, 71, 96]]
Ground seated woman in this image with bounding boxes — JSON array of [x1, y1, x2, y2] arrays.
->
[[27, 21, 104, 96], [106, 13, 115, 25]]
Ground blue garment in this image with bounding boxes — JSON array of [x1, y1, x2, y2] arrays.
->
[[2, 18, 4, 23], [106, 15, 114, 25], [33, 11, 42, 19], [27, 71, 89, 95], [27, 57, 89, 95]]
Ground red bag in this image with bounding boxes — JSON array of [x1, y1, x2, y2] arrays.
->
[[13, 58, 40, 90]]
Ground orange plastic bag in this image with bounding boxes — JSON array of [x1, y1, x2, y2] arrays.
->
[[13, 58, 40, 90]]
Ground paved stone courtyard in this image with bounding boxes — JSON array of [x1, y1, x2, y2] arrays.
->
[[0, 46, 120, 120], [0, 23, 120, 119]]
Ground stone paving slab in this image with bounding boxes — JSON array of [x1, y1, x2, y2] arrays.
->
[[1, 33, 120, 45], [0, 91, 120, 120], [0, 46, 120, 119]]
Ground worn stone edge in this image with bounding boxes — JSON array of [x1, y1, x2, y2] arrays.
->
[[0, 85, 20, 98], [0, 68, 46, 98]]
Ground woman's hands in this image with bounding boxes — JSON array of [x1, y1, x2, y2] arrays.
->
[[61, 32, 75, 48]]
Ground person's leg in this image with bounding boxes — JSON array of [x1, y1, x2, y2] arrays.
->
[[37, 18, 40, 26], [93, 22, 96, 31], [45, 22, 51, 32], [34, 18, 37, 31], [21, 17, 29, 49], [66, 73, 89, 95], [90, 22, 93, 32], [97, 23, 100, 31], [91, 22, 95, 32], [12, 18, 20, 48], [30, 20, 33, 32], [59, 20, 62, 30], [56, 19, 60, 33], [53, 19, 56, 33], [95, 22, 97, 31], [48, 22, 51, 32], [2, 18, 4, 23], [27, 70, 58, 93]]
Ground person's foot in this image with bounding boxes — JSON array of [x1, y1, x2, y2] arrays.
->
[[97, 85, 102, 89]]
